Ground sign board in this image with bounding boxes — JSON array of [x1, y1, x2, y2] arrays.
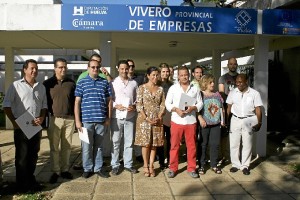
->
[[263, 9, 300, 35], [61, 4, 257, 34]]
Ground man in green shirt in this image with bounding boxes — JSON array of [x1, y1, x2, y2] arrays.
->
[[77, 54, 113, 83]]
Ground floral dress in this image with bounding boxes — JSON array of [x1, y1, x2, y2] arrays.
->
[[135, 84, 165, 147]]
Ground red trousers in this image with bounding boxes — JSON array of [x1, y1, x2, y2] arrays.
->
[[169, 122, 197, 172]]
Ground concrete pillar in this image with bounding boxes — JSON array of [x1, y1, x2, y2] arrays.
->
[[4, 47, 14, 129], [212, 50, 222, 91], [253, 35, 269, 157], [99, 33, 113, 158]]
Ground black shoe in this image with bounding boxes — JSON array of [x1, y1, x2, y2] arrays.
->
[[49, 173, 59, 184], [124, 167, 138, 174], [61, 171, 73, 179], [135, 156, 143, 163], [82, 172, 93, 179], [230, 167, 239, 173], [73, 164, 83, 170], [97, 170, 109, 178], [242, 168, 250, 175], [111, 167, 119, 176], [160, 164, 166, 171]]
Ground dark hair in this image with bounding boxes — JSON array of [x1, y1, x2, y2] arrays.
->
[[117, 60, 129, 68], [89, 53, 102, 61], [23, 59, 38, 69], [191, 65, 203, 73], [54, 58, 67, 67], [144, 66, 159, 83], [126, 59, 135, 67]]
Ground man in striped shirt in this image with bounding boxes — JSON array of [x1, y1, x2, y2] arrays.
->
[[74, 60, 112, 179]]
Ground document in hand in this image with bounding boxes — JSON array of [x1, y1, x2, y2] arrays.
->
[[78, 127, 89, 144], [116, 96, 130, 119], [178, 93, 196, 111], [15, 110, 42, 139]]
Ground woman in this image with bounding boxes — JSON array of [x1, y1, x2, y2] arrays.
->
[[198, 74, 225, 175], [135, 66, 166, 177], [157, 63, 173, 170]]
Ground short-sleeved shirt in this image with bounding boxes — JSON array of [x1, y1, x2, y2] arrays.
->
[[191, 79, 200, 90], [110, 76, 138, 120], [218, 73, 238, 96], [3, 78, 47, 118], [75, 75, 112, 123], [201, 92, 224, 125], [226, 87, 263, 117], [130, 73, 144, 86], [43, 75, 76, 117], [77, 70, 107, 83]]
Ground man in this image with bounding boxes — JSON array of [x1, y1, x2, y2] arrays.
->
[[73, 53, 111, 171], [127, 59, 144, 87], [226, 74, 262, 175], [126, 59, 144, 163], [74, 60, 112, 179], [165, 66, 203, 178], [218, 57, 239, 164], [3, 59, 47, 192], [43, 58, 76, 183], [191, 65, 203, 89], [110, 60, 138, 175], [77, 53, 113, 83]]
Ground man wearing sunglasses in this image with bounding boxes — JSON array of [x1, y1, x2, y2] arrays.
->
[[74, 60, 112, 179]]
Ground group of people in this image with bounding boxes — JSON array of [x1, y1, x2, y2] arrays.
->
[[0, 55, 263, 193]]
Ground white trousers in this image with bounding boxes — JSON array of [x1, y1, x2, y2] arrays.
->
[[229, 115, 257, 170]]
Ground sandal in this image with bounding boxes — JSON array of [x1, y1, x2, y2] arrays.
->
[[211, 167, 222, 174], [198, 167, 205, 175], [143, 167, 149, 177], [149, 166, 156, 177]]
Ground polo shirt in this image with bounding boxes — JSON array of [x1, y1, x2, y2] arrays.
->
[[226, 87, 263, 117], [43, 75, 76, 117], [75, 75, 112, 123], [110, 76, 138, 120], [3, 78, 47, 118], [77, 70, 107, 83], [165, 83, 203, 125]]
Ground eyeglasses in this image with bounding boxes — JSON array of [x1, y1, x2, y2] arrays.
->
[[129, 65, 135, 68], [89, 66, 101, 70]]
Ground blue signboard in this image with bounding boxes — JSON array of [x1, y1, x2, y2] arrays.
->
[[263, 9, 300, 35], [61, 4, 257, 34]]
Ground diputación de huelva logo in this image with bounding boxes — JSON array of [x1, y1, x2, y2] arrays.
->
[[235, 10, 252, 33], [72, 5, 109, 16]]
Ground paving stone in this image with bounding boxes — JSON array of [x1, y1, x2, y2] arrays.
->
[[169, 182, 209, 196]]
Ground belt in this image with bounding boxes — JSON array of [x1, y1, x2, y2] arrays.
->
[[232, 114, 253, 119]]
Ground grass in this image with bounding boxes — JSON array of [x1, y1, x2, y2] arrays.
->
[[14, 192, 52, 200]]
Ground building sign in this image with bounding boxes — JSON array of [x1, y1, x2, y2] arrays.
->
[[61, 4, 257, 34], [263, 9, 300, 35]]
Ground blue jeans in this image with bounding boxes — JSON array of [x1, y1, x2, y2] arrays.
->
[[82, 123, 105, 172], [110, 118, 135, 169]]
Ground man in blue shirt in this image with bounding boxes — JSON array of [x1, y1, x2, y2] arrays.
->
[[74, 60, 112, 178]]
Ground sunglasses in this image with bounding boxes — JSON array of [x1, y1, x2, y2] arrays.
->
[[89, 66, 101, 70]]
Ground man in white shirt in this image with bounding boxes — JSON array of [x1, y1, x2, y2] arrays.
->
[[110, 60, 138, 175], [165, 66, 203, 178], [226, 74, 263, 175]]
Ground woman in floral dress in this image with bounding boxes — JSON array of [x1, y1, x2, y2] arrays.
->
[[135, 66, 165, 177]]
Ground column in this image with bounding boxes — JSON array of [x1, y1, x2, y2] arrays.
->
[[253, 35, 269, 157], [4, 47, 14, 129], [212, 50, 222, 91]]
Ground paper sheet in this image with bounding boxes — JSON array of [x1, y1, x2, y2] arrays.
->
[[115, 96, 130, 119], [78, 127, 89, 144], [178, 93, 196, 110], [15, 111, 42, 139]]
